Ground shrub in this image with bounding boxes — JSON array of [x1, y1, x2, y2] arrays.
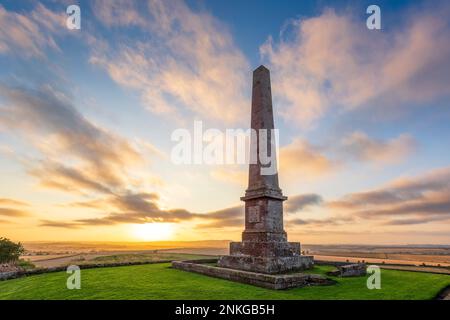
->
[[0, 237, 25, 263], [16, 259, 35, 270]]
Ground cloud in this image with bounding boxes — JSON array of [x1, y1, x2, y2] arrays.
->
[[40, 220, 81, 229], [338, 132, 417, 164], [0, 208, 30, 217], [290, 216, 353, 227], [73, 202, 244, 228], [40, 167, 450, 229], [285, 194, 323, 213], [196, 218, 243, 229], [203, 206, 242, 220], [194, 205, 243, 229], [0, 198, 29, 207], [358, 196, 450, 218], [0, 4, 64, 58], [28, 161, 113, 194], [74, 207, 198, 226], [328, 166, 450, 225], [0, 84, 142, 193], [279, 138, 337, 178], [283, 167, 450, 229], [261, 5, 450, 126], [89, 0, 250, 124], [0, 198, 31, 219], [330, 167, 450, 209], [279, 131, 416, 180], [210, 131, 415, 186], [92, 0, 147, 27], [0, 82, 170, 228], [382, 215, 450, 226], [43, 197, 244, 229]]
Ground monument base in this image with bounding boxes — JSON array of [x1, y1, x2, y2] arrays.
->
[[217, 239, 314, 274], [172, 259, 331, 290], [218, 255, 314, 274]]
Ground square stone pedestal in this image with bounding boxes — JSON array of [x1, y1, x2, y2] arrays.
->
[[218, 239, 314, 274], [218, 254, 314, 274], [172, 259, 331, 290]]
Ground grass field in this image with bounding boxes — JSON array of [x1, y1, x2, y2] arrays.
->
[[0, 263, 448, 300]]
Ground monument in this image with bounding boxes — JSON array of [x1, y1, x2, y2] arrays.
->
[[217, 65, 314, 274], [172, 66, 321, 289]]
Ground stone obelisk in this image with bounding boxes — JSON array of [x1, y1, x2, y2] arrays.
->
[[218, 65, 313, 274]]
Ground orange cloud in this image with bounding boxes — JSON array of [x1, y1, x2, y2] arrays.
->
[[279, 138, 337, 179], [0, 198, 29, 207], [0, 198, 32, 221]]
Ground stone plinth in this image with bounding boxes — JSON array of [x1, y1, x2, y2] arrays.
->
[[172, 259, 331, 290], [218, 255, 314, 274]]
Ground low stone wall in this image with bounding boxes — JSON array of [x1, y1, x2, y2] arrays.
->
[[0, 260, 174, 281], [435, 285, 450, 300], [326, 263, 367, 277], [172, 259, 332, 290], [314, 260, 352, 267]]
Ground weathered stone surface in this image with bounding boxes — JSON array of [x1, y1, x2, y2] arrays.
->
[[327, 263, 367, 277], [218, 255, 313, 274], [246, 65, 281, 193], [173, 259, 331, 290], [217, 65, 314, 275]]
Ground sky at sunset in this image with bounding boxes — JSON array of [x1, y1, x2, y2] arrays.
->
[[0, 0, 450, 244]]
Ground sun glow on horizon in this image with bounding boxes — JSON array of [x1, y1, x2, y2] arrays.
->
[[131, 223, 175, 241]]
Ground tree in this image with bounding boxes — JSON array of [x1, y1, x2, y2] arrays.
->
[[0, 237, 25, 264]]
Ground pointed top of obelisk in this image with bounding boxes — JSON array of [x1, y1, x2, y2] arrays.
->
[[254, 65, 269, 74]]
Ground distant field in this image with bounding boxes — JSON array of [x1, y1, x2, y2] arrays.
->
[[0, 263, 448, 300], [313, 255, 450, 268], [26, 252, 215, 268]]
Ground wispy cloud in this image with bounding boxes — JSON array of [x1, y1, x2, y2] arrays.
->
[[285, 194, 323, 213], [327, 167, 450, 226], [290, 216, 353, 227], [279, 132, 415, 181], [337, 132, 417, 164], [0, 207, 30, 217], [280, 138, 337, 179], [0, 198, 31, 219], [90, 0, 250, 124], [0, 198, 29, 207], [261, 4, 450, 126], [0, 84, 142, 194], [92, 0, 147, 27], [40, 220, 81, 229], [0, 3, 64, 58]]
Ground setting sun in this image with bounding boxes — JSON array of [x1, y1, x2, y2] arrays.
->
[[131, 223, 175, 241]]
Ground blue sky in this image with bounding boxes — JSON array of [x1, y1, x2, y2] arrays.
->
[[0, 0, 449, 244]]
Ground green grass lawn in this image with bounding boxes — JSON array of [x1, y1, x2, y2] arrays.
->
[[0, 263, 448, 300]]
